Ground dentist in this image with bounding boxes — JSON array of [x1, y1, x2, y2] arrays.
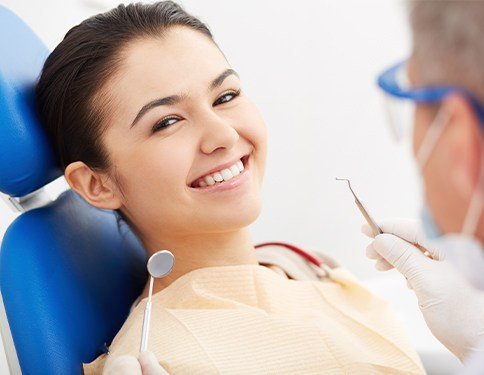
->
[[363, 0, 484, 367]]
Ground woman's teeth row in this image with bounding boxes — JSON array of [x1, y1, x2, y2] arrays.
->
[[197, 160, 244, 187]]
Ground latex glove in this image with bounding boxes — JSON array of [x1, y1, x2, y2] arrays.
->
[[105, 351, 169, 375], [362, 218, 484, 362]]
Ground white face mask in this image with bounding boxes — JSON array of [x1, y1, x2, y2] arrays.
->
[[415, 105, 484, 286]]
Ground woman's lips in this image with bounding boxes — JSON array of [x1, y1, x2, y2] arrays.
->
[[189, 155, 250, 192]]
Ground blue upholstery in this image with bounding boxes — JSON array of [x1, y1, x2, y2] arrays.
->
[[1, 191, 147, 374], [0, 6, 147, 374], [0, 6, 60, 198]]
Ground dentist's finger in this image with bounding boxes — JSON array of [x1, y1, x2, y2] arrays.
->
[[374, 219, 444, 260], [139, 351, 169, 375], [375, 258, 394, 271], [373, 233, 430, 277], [366, 242, 393, 270], [106, 355, 142, 375], [366, 242, 381, 260], [366, 243, 393, 270], [377, 218, 423, 245]]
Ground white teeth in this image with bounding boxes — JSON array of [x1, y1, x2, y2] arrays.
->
[[229, 165, 240, 177], [204, 175, 215, 186], [195, 158, 247, 188], [221, 168, 233, 181]]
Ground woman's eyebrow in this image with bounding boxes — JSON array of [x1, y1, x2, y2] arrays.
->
[[209, 68, 239, 90], [130, 68, 239, 128]]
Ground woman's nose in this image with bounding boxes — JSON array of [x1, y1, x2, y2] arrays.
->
[[198, 111, 239, 154]]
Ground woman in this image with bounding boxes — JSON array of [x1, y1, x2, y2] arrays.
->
[[36, 2, 425, 374]]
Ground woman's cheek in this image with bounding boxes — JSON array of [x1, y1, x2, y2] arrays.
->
[[251, 105, 268, 141]]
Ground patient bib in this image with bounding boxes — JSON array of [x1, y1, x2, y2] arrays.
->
[[83, 249, 425, 374]]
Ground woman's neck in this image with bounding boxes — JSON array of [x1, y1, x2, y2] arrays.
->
[[139, 228, 258, 299]]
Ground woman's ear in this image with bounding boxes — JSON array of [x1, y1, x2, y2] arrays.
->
[[64, 161, 122, 210], [443, 95, 482, 198]]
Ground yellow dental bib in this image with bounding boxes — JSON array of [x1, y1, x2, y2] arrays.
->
[[84, 260, 424, 374]]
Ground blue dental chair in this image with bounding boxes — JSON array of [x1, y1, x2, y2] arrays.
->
[[0, 6, 147, 374]]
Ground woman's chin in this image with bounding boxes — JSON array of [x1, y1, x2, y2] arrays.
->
[[197, 199, 262, 232]]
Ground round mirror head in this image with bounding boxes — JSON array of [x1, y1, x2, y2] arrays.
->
[[147, 250, 174, 278]]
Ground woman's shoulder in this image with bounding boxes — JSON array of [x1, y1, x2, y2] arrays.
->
[[254, 242, 376, 294]]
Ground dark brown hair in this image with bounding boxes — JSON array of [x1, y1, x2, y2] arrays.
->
[[36, 2, 215, 229], [36, 1, 213, 173]]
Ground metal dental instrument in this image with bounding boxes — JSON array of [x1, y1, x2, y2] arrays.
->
[[140, 249, 175, 353], [336, 178, 383, 237], [336, 177, 433, 259]]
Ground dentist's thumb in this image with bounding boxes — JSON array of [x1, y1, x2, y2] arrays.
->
[[139, 351, 169, 374]]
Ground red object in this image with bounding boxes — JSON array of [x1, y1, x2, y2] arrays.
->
[[255, 242, 322, 267]]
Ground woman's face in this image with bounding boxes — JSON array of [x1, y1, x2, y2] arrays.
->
[[101, 27, 268, 245]]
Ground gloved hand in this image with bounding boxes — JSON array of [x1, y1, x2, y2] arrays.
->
[[362, 218, 484, 362], [105, 351, 169, 374]]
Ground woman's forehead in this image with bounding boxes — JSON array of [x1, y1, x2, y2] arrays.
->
[[118, 27, 227, 88]]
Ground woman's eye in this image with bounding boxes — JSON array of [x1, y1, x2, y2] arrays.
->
[[152, 116, 179, 133], [213, 89, 241, 106]]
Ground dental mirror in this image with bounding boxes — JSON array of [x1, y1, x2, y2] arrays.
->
[[147, 250, 175, 278], [140, 249, 175, 352]]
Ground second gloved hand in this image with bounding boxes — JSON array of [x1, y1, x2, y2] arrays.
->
[[362, 218, 484, 362], [106, 351, 169, 375]]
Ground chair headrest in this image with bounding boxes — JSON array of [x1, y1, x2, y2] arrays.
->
[[0, 5, 62, 198]]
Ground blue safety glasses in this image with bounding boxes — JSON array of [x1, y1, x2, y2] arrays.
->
[[377, 60, 484, 140]]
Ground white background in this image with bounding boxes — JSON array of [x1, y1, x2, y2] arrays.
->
[[0, 0, 460, 373]]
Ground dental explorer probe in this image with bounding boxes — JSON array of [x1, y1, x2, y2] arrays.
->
[[336, 178, 433, 259], [140, 250, 175, 353], [335, 178, 383, 237]]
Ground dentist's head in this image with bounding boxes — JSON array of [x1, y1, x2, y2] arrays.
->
[[36, 2, 268, 261], [407, 1, 483, 242], [378, 1, 484, 247]]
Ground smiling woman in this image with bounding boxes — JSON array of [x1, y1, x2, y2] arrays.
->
[[36, 2, 425, 374]]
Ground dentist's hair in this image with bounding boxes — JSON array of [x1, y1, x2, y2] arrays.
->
[[408, 0, 484, 101], [36, 1, 214, 172]]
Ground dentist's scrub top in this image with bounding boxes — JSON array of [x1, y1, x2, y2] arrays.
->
[[83, 245, 425, 375]]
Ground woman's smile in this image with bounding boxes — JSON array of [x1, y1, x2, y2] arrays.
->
[[188, 154, 251, 193]]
